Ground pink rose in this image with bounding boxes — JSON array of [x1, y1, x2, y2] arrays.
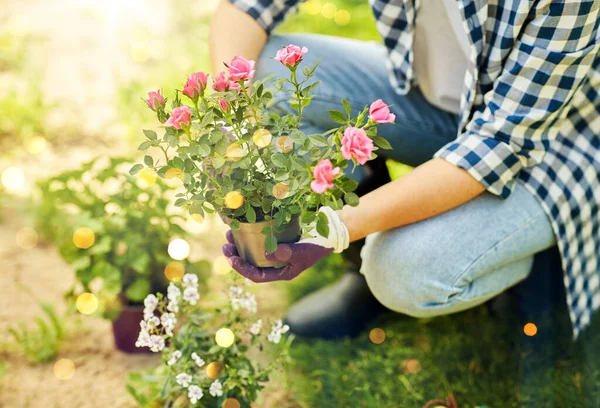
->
[[341, 127, 374, 165], [275, 44, 308, 67], [311, 159, 340, 194], [227, 56, 256, 81], [164, 106, 192, 129], [144, 90, 164, 110], [182, 72, 208, 99], [212, 71, 239, 92], [369, 99, 396, 124], [219, 98, 230, 112]]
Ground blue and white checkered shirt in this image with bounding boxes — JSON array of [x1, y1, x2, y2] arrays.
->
[[230, 0, 600, 337]]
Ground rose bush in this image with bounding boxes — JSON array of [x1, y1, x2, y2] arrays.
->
[[133, 44, 393, 255]]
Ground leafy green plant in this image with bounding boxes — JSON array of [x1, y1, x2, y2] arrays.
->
[[133, 47, 393, 254], [128, 274, 291, 407], [34, 156, 208, 319]]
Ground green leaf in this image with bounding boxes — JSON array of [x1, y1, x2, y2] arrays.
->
[[143, 155, 153, 166], [125, 279, 151, 302], [129, 164, 143, 175], [230, 219, 241, 230], [265, 234, 278, 254], [316, 212, 330, 238], [143, 129, 157, 140], [246, 206, 256, 223], [301, 211, 316, 225], [137, 141, 152, 151], [342, 99, 352, 116], [309, 134, 329, 147], [344, 192, 360, 206], [342, 179, 359, 192], [328, 110, 347, 124], [288, 129, 306, 144], [372, 136, 392, 150], [212, 157, 225, 169]]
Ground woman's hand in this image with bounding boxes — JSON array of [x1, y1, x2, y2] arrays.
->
[[222, 207, 349, 282]]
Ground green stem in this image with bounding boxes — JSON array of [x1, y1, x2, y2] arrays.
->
[[291, 69, 303, 123]]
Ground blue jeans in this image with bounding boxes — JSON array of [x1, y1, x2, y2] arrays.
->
[[256, 34, 557, 317]]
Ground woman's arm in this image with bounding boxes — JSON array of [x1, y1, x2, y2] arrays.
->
[[339, 158, 486, 242], [209, 0, 268, 74]]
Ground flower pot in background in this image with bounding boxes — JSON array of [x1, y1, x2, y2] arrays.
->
[[230, 215, 301, 268], [112, 304, 151, 353]]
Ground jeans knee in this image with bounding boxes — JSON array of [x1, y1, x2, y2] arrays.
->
[[361, 231, 462, 318]]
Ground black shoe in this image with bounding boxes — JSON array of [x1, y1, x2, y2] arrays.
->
[[284, 270, 388, 339]]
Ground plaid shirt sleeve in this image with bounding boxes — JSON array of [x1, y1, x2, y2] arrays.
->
[[436, 2, 600, 198], [228, 0, 303, 34]]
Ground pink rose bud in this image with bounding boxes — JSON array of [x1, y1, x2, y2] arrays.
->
[[275, 44, 308, 67], [144, 90, 164, 110], [219, 98, 230, 112], [212, 72, 239, 92], [341, 127, 374, 165], [227, 56, 256, 81], [311, 159, 340, 194], [369, 99, 396, 124], [164, 106, 193, 129], [182, 72, 208, 99]]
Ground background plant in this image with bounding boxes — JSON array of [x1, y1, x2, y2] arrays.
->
[[34, 156, 209, 319], [128, 274, 291, 407]]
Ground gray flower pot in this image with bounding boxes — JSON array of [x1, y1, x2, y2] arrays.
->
[[227, 215, 301, 268]]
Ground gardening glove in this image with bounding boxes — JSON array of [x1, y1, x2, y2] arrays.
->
[[222, 206, 349, 283]]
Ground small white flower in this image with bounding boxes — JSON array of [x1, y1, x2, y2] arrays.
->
[[182, 273, 198, 287], [229, 285, 243, 298], [209, 380, 223, 397], [144, 294, 158, 310], [188, 385, 203, 404], [183, 287, 200, 305], [176, 372, 193, 388], [161, 312, 177, 328], [149, 335, 165, 352], [167, 350, 182, 366], [191, 352, 205, 368], [250, 319, 262, 336], [146, 316, 160, 328], [267, 319, 290, 344], [167, 283, 181, 301], [136, 329, 151, 348], [167, 299, 179, 313]]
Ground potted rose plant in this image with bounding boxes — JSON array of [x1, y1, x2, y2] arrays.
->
[[133, 44, 393, 267], [128, 274, 291, 407], [35, 157, 210, 352]]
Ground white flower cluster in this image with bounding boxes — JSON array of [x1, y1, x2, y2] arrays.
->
[[229, 285, 257, 314], [267, 319, 290, 344], [209, 380, 223, 397], [191, 352, 205, 367], [136, 273, 200, 351], [250, 319, 262, 336], [172, 351, 208, 405], [167, 350, 182, 366]]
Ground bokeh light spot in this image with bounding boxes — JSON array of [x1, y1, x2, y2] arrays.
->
[[53, 358, 76, 380], [524, 322, 537, 336], [321, 2, 337, 19], [73, 227, 95, 249], [137, 168, 157, 188], [16, 227, 38, 249], [190, 213, 204, 224], [206, 362, 225, 379], [303, 0, 321, 15], [164, 261, 185, 282], [403, 359, 422, 374], [222, 398, 241, 408], [334, 9, 351, 25], [1, 167, 25, 191], [213, 255, 232, 275], [224, 191, 244, 209], [168, 238, 190, 260], [25, 135, 49, 154], [215, 328, 235, 348], [369, 328, 386, 344], [76, 293, 98, 315]]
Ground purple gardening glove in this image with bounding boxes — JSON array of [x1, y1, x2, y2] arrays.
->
[[222, 230, 333, 282]]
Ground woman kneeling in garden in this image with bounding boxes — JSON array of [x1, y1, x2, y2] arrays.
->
[[211, 0, 600, 339]]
